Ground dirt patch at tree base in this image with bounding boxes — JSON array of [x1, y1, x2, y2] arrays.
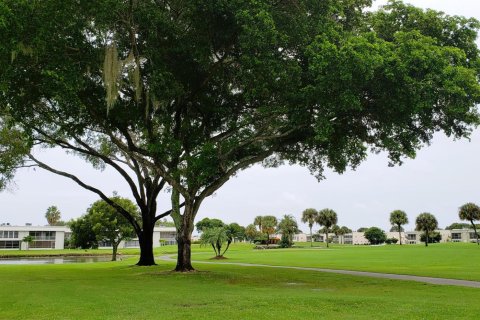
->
[[209, 256, 228, 260]]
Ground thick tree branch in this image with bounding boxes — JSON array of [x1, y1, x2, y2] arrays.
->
[[28, 153, 141, 234], [154, 201, 186, 223]]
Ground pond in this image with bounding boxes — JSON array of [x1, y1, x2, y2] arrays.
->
[[0, 256, 116, 265]]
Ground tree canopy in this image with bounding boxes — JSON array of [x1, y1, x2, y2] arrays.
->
[[1, 0, 480, 269], [45, 206, 62, 226], [445, 222, 473, 230], [245, 224, 261, 242], [364, 227, 387, 245], [415, 212, 438, 247], [195, 218, 225, 233], [458, 202, 480, 245]]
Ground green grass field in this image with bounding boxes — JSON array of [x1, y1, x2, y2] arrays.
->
[[0, 243, 479, 319], [191, 242, 480, 281]]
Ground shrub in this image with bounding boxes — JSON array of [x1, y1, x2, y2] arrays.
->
[[364, 227, 387, 245], [279, 234, 293, 248], [385, 238, 398, 244], [420, 231, 441, 243]]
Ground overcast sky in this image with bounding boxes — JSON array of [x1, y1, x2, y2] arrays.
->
[[1, 0, 480, 234]]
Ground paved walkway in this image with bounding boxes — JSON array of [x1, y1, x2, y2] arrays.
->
[[159, 256, 480, 288]]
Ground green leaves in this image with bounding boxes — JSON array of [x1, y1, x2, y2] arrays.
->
[[415, 213, 438, 232], [0, 119, 30, 190]]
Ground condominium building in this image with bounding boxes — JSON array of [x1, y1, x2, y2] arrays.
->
[[0, 225, 69, 250], [314, 229, 478, 245], [0, 225, 177, 250]]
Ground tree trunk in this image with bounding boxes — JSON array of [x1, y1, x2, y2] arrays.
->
[[470, 221, 479, 245], [175, 228, 194, 271], [310, 226, 313, 247], [425, 231, 429, 247], [137, 223, 156, 266], [222, 240, 232, 256], [325, 231, 329, 248], [172, 197, 196, 272], [398, 224, 402, 245], [112, 242, 118, 261]]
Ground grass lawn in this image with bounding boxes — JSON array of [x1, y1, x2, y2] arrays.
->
[[191, 242, 480, 281], [0, 256, 479, 320]]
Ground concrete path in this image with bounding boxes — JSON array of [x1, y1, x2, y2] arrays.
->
[[159, 256, 480, 288]]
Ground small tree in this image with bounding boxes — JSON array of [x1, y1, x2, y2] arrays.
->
[[301, 208, 318, 247], [68, 217, 98, 249], [22, 235, 34, 250], [200, 227, 229, 258], [415, 213, 438, 247], [389, 210, 409, 245], [458, 203, 480, 245], [45, 206, 62, 226], [364, 227, 387, 245], [245, 224, 260, 243], [277, 215, 299, 248], [88, 197, 139, 261], [316, 209, 338, 248], [357, 227, 368, 232]]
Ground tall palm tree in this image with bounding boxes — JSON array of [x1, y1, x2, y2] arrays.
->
[[459, 203, 480, 245], [316, 209, 338, 248], [301, 208, 318, 247], [415, 213, 438, 247], [389, 210, 408, 245]]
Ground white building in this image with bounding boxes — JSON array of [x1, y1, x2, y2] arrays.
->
[[0, 225, 69, 250], [0, 225, 177, 250]]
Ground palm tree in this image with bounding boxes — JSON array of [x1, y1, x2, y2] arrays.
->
[[301, 208, 318, 247], [261, 215, 278, 246], [459, 203, 480, 245], [389, 210, 408, 245], [253, 216, 263, 232], [415, 213, 438, 247], [45, 205, 61, 226], [200, 227, 229, 258], [245, 224, 259, 243], [22, 235, 34, 250], [316, 209, 338, 248]]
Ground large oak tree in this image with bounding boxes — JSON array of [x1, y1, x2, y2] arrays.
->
[[1, 0, 480, 270]]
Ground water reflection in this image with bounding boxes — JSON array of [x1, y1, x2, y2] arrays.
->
[[0, 256, 115, 265]]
